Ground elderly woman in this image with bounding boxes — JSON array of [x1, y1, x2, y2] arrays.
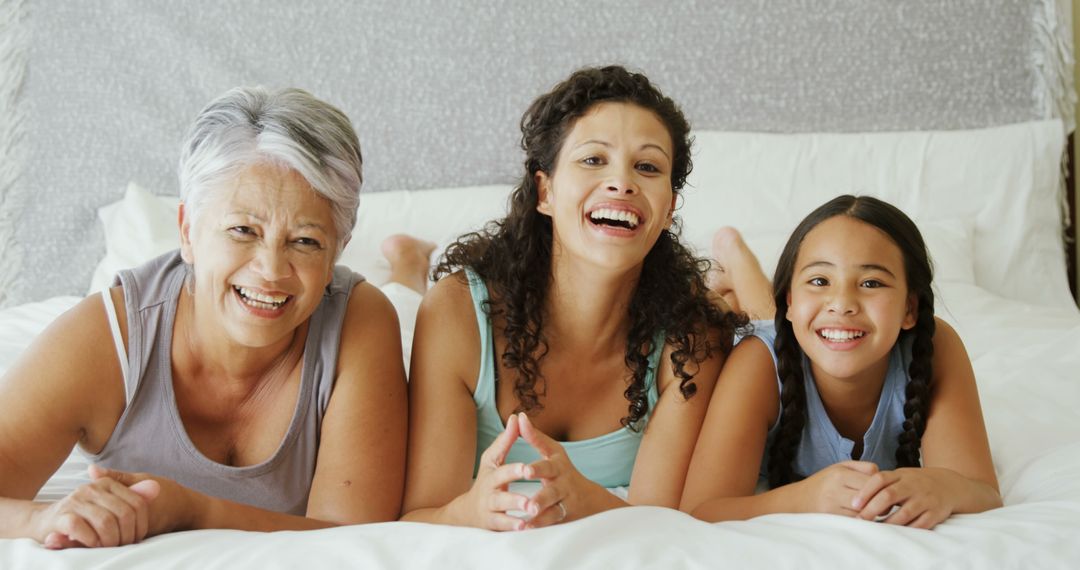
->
[[0, 87, 407, 548]]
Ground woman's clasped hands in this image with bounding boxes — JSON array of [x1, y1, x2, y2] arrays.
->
[[451, 413, 597, 532]]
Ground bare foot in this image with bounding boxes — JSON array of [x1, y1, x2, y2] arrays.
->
[[710, 227, 775, 320], [381, 234, 437, 294]]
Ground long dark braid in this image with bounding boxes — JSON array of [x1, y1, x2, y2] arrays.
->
[[767, 195, 937, 487], [767, 313, 810, 488], [435, 66, 745, 429]]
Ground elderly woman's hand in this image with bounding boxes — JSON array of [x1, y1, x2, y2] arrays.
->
[[42, 465, 204, 548], [33, 472, 159, 549]]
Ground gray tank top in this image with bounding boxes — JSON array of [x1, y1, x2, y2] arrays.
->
[[83, 250, 363, 515]]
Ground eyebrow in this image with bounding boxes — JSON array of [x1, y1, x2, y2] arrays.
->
[[799, 260, 897, 278], [573, 139, 672, 160], [227, 210, 329, 233]]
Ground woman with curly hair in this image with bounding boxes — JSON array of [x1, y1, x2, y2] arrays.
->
[[397, 65, 745, 530], [681, 196, 1001, 529]]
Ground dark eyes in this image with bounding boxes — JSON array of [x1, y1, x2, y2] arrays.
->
[[227, 226, 321, 249], [578, 156, 662, 174], [806, 277, 886, 288], [229, 226, 257, 237]]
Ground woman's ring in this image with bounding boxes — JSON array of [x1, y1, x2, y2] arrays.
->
[[556, 501, 567, 522]]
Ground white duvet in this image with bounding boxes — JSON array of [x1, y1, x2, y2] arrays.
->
[[1, 281, 1078, 569]]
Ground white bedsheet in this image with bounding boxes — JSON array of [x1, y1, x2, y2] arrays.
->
[[1, 284, 1078, 569]]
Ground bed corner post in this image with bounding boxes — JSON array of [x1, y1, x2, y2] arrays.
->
[[1068, 133, 1077, 304]]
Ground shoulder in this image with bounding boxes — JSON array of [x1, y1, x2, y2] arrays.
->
[[927, 316, 974, 387], [5, 291, 128, 436], [339, 280, 400, 341], [418, 270, 478, 326], [724, 335, 780, 390], [929, 316, 964, 351], [717, 336, 782, 421], [410, 271, 483, 390], [653, 315, 754, 399]]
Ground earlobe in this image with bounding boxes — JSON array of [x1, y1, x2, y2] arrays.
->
[[785, 290, 793, 321], [902, 295, 918, 330], [664, 194, 677, 229], [535, 172, 553, 217], [178, 203, 194, 264]]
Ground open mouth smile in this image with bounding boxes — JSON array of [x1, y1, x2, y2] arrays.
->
[[233, 286, 292, 312], [586, 205, 644, 233], [816, 328, 866, 347]]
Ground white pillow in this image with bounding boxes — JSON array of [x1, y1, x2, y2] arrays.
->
[[681, 120, 1071, 310], [342, 185, 513, 285], [88, 182, 179, 294]]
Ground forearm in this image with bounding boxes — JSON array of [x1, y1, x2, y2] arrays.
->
[[0, 497, 42, 540], [689, 484, 800, 522], [579, 481, 631, 517], [191, 491, 338, 533], [399, 504, 459, 526], [931, 468, 1002, 514]]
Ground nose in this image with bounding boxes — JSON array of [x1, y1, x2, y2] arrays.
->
[[604, 165, 637, 195], [251, 245, 292, 282], [826, 285, 858, 315]]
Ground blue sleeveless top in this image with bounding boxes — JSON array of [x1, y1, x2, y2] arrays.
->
[[746, 320, 913, 479], [465, 269, 664, 488]]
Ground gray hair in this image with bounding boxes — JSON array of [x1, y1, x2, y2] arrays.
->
[[178, 86, 363, 254]]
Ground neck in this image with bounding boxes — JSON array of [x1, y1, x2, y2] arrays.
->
[[810, 356, 890, 440], [544, 248, 640, 353], [177, 286, 304, 389]]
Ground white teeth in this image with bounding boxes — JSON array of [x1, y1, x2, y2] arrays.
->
[[819, 329, 865, 341], [236, 287, 289, 308], [589, 208, 640, 228]]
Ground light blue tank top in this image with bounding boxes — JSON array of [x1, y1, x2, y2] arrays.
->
[[465, 269, 664, 488], [746, 320, 913, 479]]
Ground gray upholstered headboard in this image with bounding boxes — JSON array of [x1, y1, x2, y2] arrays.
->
[[0, 0, 1074, 307]]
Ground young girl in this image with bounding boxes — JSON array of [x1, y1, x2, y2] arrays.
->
[[681, 195, 1001, 529], [400, 65, 745, 530]]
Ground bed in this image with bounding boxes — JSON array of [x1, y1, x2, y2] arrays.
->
[[2, 1, 1079, 568]]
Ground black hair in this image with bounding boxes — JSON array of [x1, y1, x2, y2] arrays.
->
[[436, 65, 745, 428]]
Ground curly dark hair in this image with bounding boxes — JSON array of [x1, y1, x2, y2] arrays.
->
[[435, 65, 746, 429], [767, 195, 936, 488]]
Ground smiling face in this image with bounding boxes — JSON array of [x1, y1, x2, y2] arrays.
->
[[534, 102, 676, 273], [179, 162, 338, 349], [785, 215, 917, 384]]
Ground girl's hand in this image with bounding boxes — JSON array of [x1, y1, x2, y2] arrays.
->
[[449, 413, 531, 531], [33, 471, 159, 549], [852, 467, 958, 529], [517, 413, 599, 529], [795, 460, 879, 516]]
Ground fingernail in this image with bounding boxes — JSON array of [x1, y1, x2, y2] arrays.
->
[[529, 502, 539, 516]]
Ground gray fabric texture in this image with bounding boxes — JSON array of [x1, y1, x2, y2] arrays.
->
[[0, 0, 1074, 306]]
